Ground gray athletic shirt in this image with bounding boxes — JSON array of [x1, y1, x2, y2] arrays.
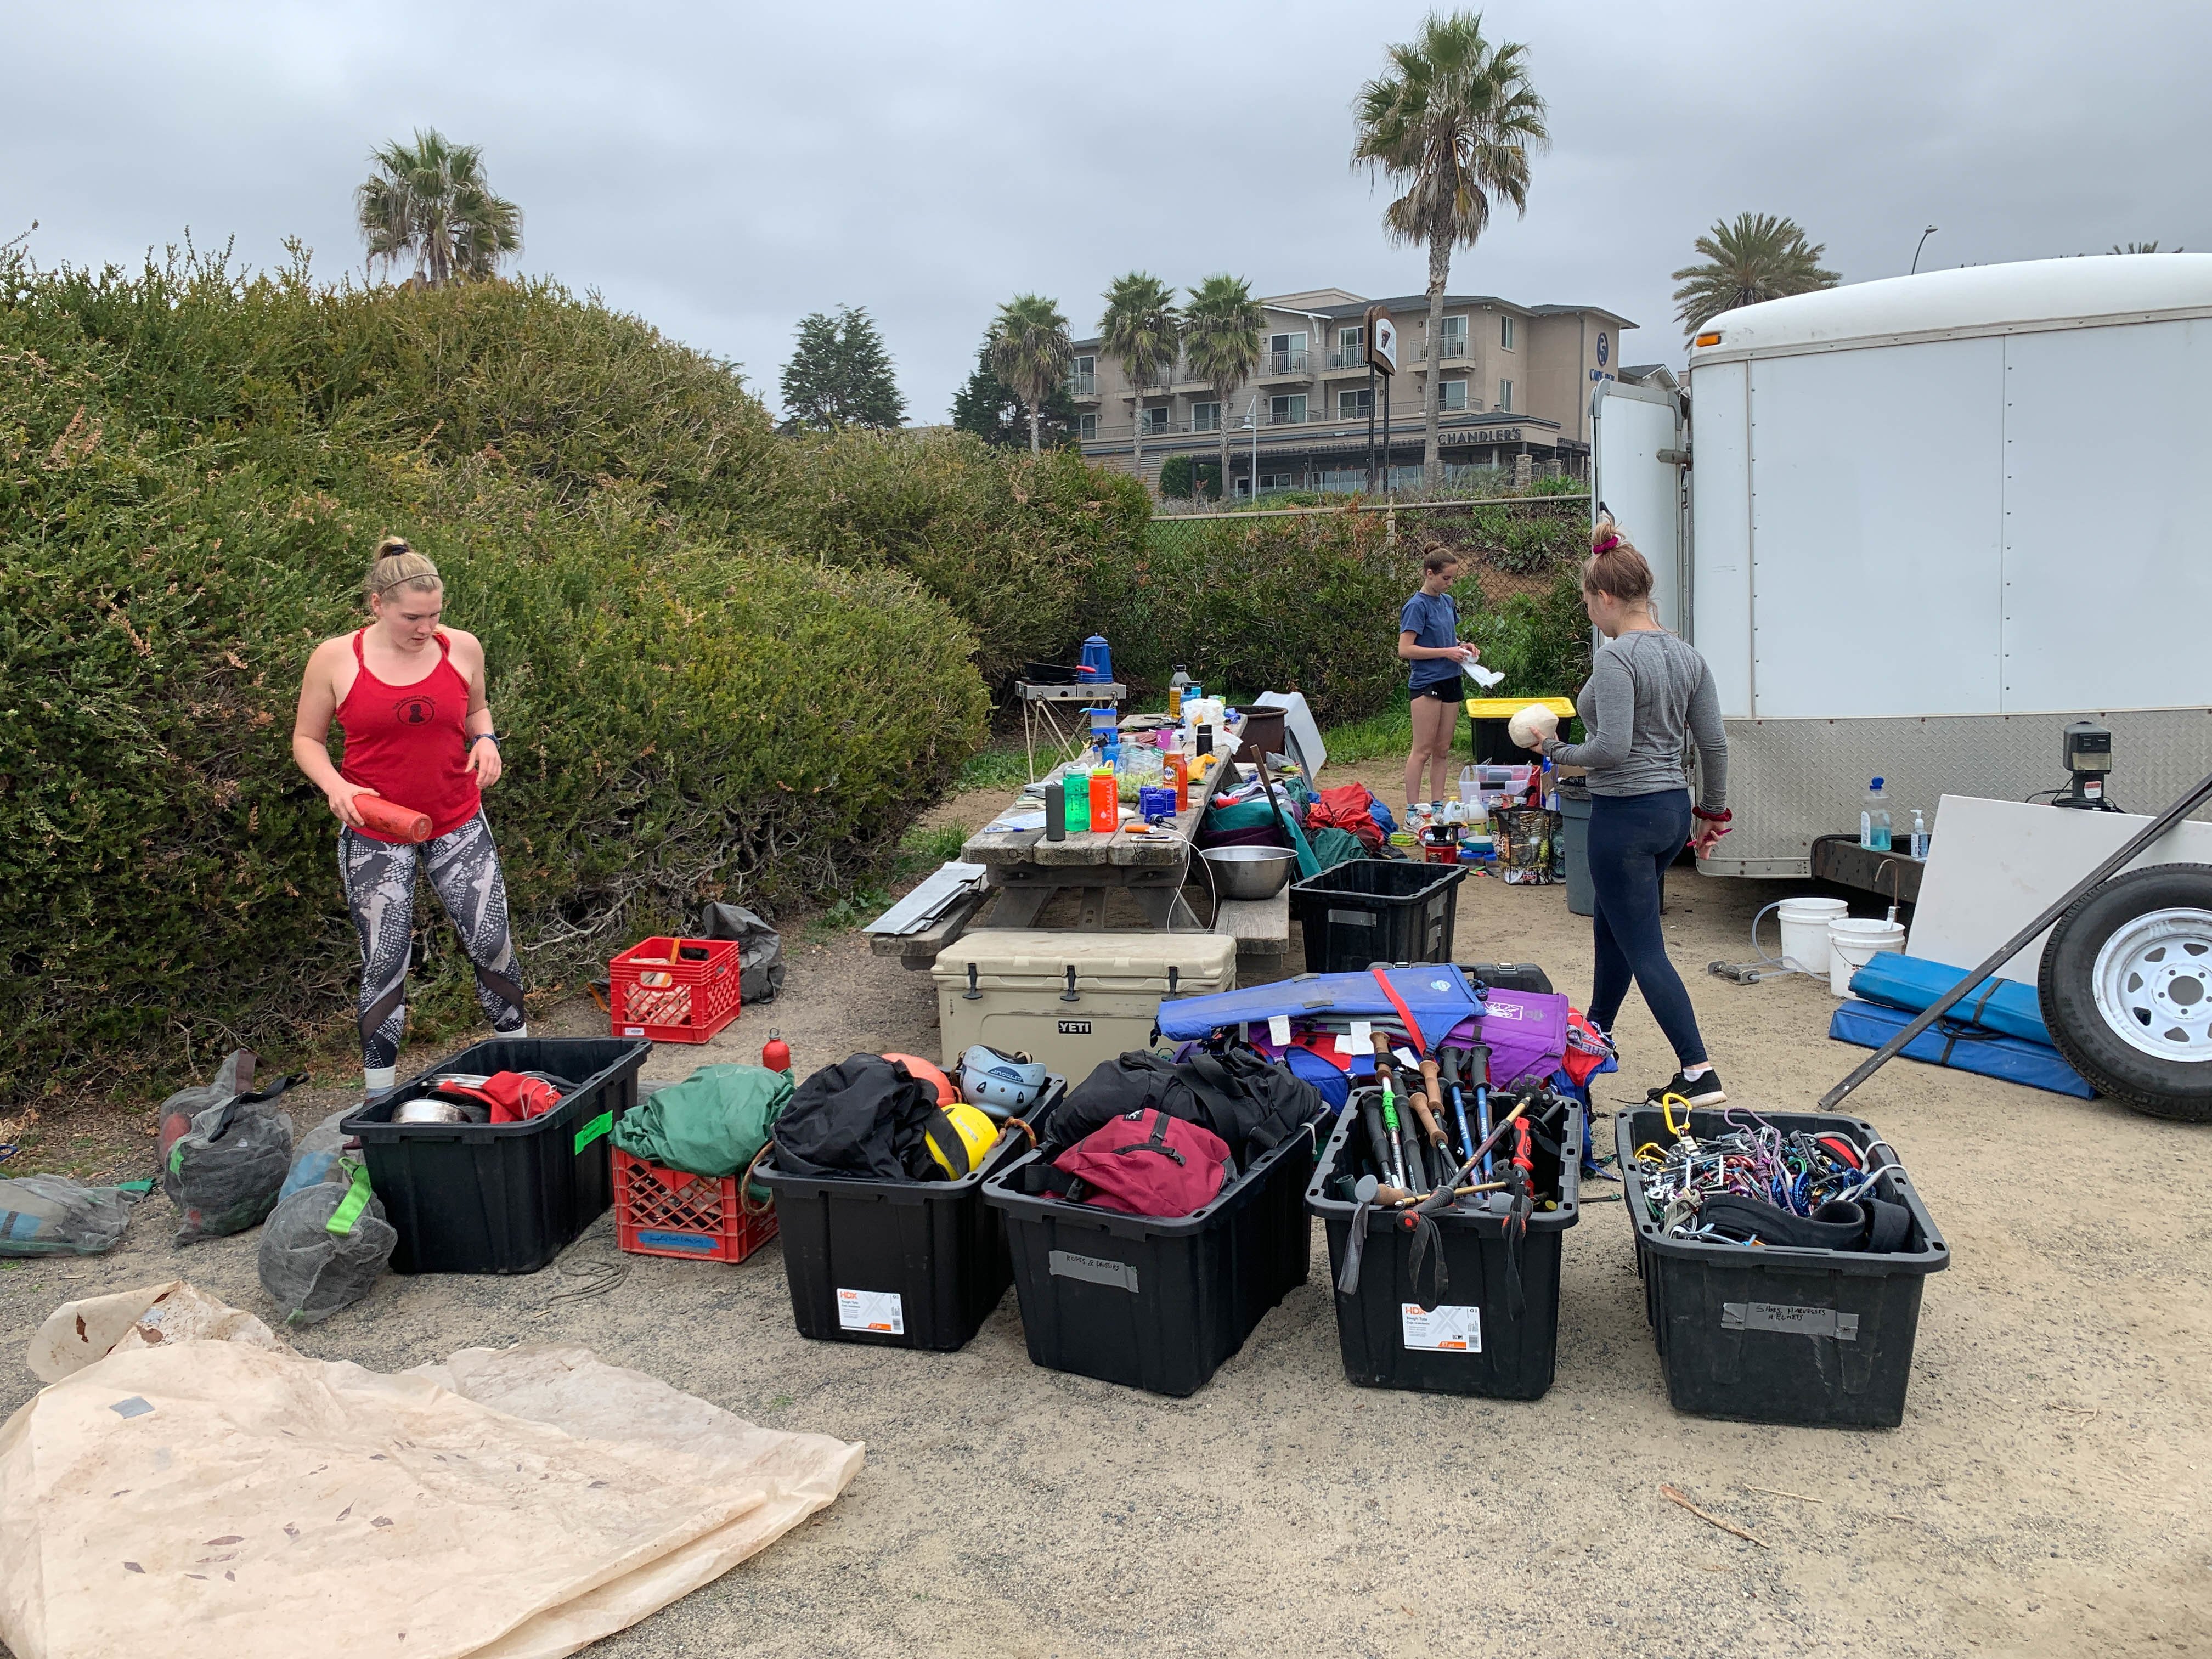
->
[[1544, 630, 1728, 811]]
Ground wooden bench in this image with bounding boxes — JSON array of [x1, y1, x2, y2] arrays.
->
[[867, 888, 986, 971], [1212, 887, 1293, 985]]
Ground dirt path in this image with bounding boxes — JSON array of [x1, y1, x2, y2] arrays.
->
[[4, 775, 2207, 1657]]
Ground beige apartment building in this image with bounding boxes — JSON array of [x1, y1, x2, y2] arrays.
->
[[1067, 286, 1635, 494]]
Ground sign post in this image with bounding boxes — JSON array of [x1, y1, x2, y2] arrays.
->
[[1364, 304, 1397, 496]]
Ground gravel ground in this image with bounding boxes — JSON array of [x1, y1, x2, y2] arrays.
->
[[4, 774, 2207, 1658]]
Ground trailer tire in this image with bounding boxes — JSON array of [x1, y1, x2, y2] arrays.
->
[[2039, 864, 2212, 1123]]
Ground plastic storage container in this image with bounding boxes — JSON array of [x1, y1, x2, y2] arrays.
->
[[1616, 1106, 1949, 1427], [982, 1120, 1319, 1396], [612, 1147, 780, 1264], [755, 1080, 1065, 1351], [1289, 860, 1465, 973], [608, 936, 741, 1043], [342, 1036, 651, 1275], [1307, 1090, 1580, 1398]]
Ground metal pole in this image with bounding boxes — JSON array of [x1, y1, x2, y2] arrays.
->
[[1250, 395, 1260, 499], [1383, 374, 1392, 498], [1365, 366, 1378, 493], [1911, 225, 1939, 275]]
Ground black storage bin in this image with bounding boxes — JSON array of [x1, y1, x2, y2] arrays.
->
[[1290, 860, 1464, 973], [1307, 1088, 1578, 1398], [755, 1080, 1065, 1352], [1617, 1107, 1949, 1428], [341, 1037, 650, 1276], [1459, 962, 1555, 995], [982, 1120, 1319, 1397]]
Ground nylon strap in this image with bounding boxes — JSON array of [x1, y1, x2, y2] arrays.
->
[[1370, 968, 1427, 1056], [325, 1160, 374, 1237]]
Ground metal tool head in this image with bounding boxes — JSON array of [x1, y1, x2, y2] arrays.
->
[[1353, 1173, 1379, 1204]]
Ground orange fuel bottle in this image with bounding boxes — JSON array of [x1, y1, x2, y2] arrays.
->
[[1088, 769, 1117, 833], [1167, 753, 1189, 812]]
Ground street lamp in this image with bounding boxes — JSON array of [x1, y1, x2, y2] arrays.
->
[[1911, 225, 1939, 275]]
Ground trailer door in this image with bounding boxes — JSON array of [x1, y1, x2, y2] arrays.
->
[[1590, 379, 1689, 636]]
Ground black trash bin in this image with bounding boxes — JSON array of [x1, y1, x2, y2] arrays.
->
[[1290, 860, 1464, 973]]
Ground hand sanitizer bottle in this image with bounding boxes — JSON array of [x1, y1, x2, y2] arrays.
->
[[1910, 809, 1930, 861]]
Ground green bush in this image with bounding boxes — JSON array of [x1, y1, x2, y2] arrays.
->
[[0, 249, 985, 1102], [770, 428, 1150, 685], [1156, 454, 1220, 500]]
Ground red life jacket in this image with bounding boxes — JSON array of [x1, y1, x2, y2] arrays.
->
[[1053, 1108, 1228, 1218]]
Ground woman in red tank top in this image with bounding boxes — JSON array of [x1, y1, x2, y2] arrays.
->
[[292, 538, 526, 1090]]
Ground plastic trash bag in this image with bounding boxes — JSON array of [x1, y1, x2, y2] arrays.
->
[[257, 1158, 397, 1325], [157, 1048, 300, 1246], [0, 1174, 144, 1256], [703, 902, 786, 1005]]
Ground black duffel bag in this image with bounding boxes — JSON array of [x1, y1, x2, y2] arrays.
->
[[1043, 1048, 1323, 1165], [773, 1054, 943, 1181]]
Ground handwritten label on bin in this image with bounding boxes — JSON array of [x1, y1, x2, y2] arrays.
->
[[1049, 1250, 1138, 1293], [1722, 1301, 1860, 1341], [573, 1111, 614, 1154]]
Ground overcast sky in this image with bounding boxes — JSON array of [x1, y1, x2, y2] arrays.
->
[[7, 1, 2208, 422]]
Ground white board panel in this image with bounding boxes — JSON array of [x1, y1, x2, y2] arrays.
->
[[2000, 321, 2212, 712], [1590, 381, 1682, 632], [1688, 360, 1752, 716], [1748, 338, 2005, 718], [1909, 794, 2212, 981]]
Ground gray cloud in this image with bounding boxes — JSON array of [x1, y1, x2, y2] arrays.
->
[[5, 0, 2206, 420]]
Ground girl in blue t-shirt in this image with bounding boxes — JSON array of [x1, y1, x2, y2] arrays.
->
[[1397, 549, 1478, 810]]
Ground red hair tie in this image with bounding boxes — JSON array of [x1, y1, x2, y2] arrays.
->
[[1593, 533, 1621, 554]]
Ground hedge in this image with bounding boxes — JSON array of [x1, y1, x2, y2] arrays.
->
[[0, 250, 985, 1102]]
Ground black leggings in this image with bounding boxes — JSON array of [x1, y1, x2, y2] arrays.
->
[[340, 810, 524, 1073], [1585, 789, 1708, 1068]]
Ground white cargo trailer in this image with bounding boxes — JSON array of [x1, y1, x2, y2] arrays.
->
[[1591, 256, 2212, 884]]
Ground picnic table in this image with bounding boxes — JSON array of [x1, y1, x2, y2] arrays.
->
[[957, 757, 1231, 932]]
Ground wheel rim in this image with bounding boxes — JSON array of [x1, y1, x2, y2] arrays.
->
[[2091, 906, 2212, 1064]]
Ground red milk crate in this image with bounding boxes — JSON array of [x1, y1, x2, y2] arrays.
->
[[607, 936, 741, 1043], [612, 1147, 779, 1263]]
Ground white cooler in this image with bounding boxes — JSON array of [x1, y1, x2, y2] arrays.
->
[[932, 930, 1238, 1083]]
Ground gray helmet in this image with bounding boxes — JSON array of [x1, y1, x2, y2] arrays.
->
[[958, 1045, 1048, 1116]]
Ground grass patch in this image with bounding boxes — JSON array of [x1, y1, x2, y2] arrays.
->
[[954, 743, 1035, 794], [895, 823, 971, 881], [1322, 692, 1423, 767]]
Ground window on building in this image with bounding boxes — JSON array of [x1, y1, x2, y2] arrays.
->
[[1191, 400, 1221, 432], [1077, 413, 1097, 440], [1269, 393, 1306, 425], [1068, 354, 1097, 396], [1259, 471, 1297, 493], [1497, 380, 1514, 413], [1440, 315, 1468, 358], [1073, 354, 1094, 375], [1266, 331, 1308, 374], [1339, 387, 1373, 419], [1339, 325, 1363, 350], [1438, 379, 1468, 412], [1139, 405, 1169, 435], [1499, 315, 1515, 350]]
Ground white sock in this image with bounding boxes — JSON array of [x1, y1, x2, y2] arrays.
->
[[1680, 1063, 1712, 1081], [364, 1065, 397, 1092]]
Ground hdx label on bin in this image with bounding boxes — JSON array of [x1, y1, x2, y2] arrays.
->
[[837, 1288, 905, 1334], [1722, 1301, 1859, 1341], [1401, 1304, 1481, 1352], [1049, 1250, 1138, 1293]]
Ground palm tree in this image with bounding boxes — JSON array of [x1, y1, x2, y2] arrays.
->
[[1098, 272, 1181, 490], [1672, 213, 1839, 336], [355, 129, 522, 287], [988, 294, 1072, 455], [1183, 274, 1264, 495], [1353, 12, 1548, 490]]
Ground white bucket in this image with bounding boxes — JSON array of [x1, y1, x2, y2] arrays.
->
[[1776, 897, 1850, 975], [1828, 916, 1907, 997]]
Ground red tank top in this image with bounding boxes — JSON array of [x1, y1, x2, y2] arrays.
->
[[336, 630, 482, 842]]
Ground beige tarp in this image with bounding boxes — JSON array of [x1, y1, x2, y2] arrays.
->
[[1, 1283, 863, 1659]]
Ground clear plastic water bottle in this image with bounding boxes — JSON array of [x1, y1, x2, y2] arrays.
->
[[1910, 809, 1930, 861], [1860, 777, 1893, 852]]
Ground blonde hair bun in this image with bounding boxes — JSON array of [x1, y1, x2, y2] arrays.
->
[[1508, 703, 1559, 749], [366, 537, 442, 603]]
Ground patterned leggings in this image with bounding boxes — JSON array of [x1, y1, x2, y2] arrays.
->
[[340, 811, 525, 1073]]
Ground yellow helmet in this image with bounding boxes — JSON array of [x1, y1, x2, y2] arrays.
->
[[923, 1102, 998, 1180]]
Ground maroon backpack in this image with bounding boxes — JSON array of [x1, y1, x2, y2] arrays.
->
[[1053, 1108, 1229, 1218]]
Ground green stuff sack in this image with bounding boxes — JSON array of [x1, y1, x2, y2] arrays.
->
[[611, 1064, 793, 1195]]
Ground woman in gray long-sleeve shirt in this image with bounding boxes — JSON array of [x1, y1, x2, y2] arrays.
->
[[1537, 514, 1734, 1107]]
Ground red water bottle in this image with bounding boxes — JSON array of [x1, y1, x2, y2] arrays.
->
[[761, 1030, 791, 1074]]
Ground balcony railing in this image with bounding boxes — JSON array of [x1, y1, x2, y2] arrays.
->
[[1326, 347, 1369, 371], [1260, 348, 1310, 375], [1065, 371, 1097, 396], [1440, 338, 1468, 359]]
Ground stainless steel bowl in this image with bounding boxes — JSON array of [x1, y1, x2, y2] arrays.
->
[[1201, 844, 1297, 901], [393, 1098, 470, 1125]]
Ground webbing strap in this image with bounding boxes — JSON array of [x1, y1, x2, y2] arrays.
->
[[325, 1161, 374, 1237], [1370, 969, 1427, 1056]]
